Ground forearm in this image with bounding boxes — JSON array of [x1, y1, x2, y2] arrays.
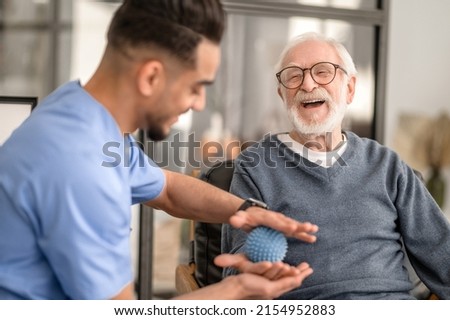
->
[[110, 283, 136, 300], [173, 276, 244, 300], [148, 170, 318, 242], [146, 169, 243, 223]]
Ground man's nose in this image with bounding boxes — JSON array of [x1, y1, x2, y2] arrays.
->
[[300, 70, 319, 92], [191, 88, 206, 111]]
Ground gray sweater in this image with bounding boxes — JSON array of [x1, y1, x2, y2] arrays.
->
[[222, 132, 450, 299]]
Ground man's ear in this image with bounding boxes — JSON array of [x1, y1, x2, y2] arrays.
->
[[137, 60, 164, 97], [346, 76, 356, 104], [277, 86, 285, 101]]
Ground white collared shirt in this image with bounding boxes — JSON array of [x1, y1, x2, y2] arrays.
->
[[277, 133, 348, 168]]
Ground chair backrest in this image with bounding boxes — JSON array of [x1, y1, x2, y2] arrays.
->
[[194, 159, 235, 287]]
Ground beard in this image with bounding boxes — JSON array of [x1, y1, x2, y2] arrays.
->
[[146, 125, 167, 141], [143, 114, 169, 142], [285, 84, 348, 137]]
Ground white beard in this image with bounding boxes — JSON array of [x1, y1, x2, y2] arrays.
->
[[285, 84, 348, 137]]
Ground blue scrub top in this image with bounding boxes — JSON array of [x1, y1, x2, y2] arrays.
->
[[0, 81, 165, 299]]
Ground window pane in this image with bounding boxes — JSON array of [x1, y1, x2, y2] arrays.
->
[[0, 30, 50, 98], [295, 0, 378, 10], [240, 0, 379, 10], [59, 0, 74, 23], [0, 0, 50, 24], [57, 30, 73, 87]]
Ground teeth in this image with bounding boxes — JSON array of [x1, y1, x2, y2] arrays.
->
[[303, 100, 323, 104]]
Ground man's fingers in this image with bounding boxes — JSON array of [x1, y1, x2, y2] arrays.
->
[[215, 253, 275, 274], [230, 209, 294, 232], [216, 254, 314, 299], [291, 231, 317, 243], [229, 209, 318, 242], [296, 262, 312, 272], [215, 254, 312, 283], [267, 266, 314, 297], [214, 253, 247, 268], [286, 222, 319, 240], [262, 262, 297, 280], [296, 265, 314, 281]]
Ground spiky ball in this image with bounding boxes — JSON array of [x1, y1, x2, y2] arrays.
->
[[244, 226, 288, 262]]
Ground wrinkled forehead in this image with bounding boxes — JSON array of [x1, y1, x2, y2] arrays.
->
[[282, 40, 342, 68]]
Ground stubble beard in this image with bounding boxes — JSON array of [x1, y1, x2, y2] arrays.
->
[[146, 125, 167, 141], [143, 113, 169, 142]]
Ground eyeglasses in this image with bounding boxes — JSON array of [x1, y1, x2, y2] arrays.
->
[[276, 62, 348, 89]]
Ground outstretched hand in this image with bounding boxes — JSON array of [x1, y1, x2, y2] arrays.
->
[[214, 253, 313, 299], [229, 207, 318, 243]]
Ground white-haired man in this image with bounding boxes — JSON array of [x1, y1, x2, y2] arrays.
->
[[222, 32, 450, 299]]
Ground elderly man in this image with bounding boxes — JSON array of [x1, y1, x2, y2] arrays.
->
[[222, 32, 450, 299], [0, 1, 319, 300]]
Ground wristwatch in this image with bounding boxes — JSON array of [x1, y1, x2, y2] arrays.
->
[[238, 198, 269, 211]]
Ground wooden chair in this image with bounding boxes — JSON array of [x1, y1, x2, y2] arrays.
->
[[175, 221, 200, 293]]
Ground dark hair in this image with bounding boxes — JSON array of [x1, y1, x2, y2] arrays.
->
[[107, 0, 225, 66]]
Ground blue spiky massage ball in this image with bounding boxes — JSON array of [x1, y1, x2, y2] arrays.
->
[[244, 226, 288, 262]]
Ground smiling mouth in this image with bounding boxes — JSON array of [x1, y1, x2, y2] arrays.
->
[[302, 99, 326, 108]]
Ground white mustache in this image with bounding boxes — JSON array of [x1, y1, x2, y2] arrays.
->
[[293, 88, 331, 105]]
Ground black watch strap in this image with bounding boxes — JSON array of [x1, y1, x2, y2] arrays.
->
[[238, 198, 269, 211]]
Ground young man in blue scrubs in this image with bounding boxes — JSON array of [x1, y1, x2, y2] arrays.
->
[[0, 0, 318, 300]]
